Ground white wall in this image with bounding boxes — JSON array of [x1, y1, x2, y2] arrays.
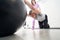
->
[[26, 0, 60, 28], [39, 0, 60, 28]]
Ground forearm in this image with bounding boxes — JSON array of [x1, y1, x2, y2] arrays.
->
[[33, 8, 41, 14], [24, 0, 34, 10], [24, 0, 41, 13]]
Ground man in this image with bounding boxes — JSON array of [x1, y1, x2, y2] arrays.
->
[[24, 0, 50, 29]]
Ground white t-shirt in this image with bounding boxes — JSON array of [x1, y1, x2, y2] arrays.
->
[[24, 16, 39, 29], [36, 13, 45, 22]]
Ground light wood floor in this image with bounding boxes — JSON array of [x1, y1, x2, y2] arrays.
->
[[0, 28, 60, 40]]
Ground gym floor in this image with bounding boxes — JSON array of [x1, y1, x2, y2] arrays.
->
[[0, 27, 60, 40]]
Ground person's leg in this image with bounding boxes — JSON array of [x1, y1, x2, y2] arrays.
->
[[43, 14, 50, 28], [38, 14, 47, 29], [38, 21, 43, 29]]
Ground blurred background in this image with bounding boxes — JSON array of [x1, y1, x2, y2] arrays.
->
[[25, 0, 60, 28]]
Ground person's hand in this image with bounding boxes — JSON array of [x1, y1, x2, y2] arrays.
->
[[32, 8, 41, 14]]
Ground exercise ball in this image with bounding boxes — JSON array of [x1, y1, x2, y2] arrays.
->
[[0, 0, 27, 37]]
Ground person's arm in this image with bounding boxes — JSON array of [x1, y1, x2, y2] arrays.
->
[[24, 0, 41, 14], [24, 0, 34, 9]]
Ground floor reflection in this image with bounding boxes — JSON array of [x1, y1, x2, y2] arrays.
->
[[39, 29, 50, 40], [0, 29, 51, 40], [0, 34, 23, 40], [32, 29, 51, 40]]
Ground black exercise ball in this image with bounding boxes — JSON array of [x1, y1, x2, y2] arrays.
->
[[0, 0, 27, 37]]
